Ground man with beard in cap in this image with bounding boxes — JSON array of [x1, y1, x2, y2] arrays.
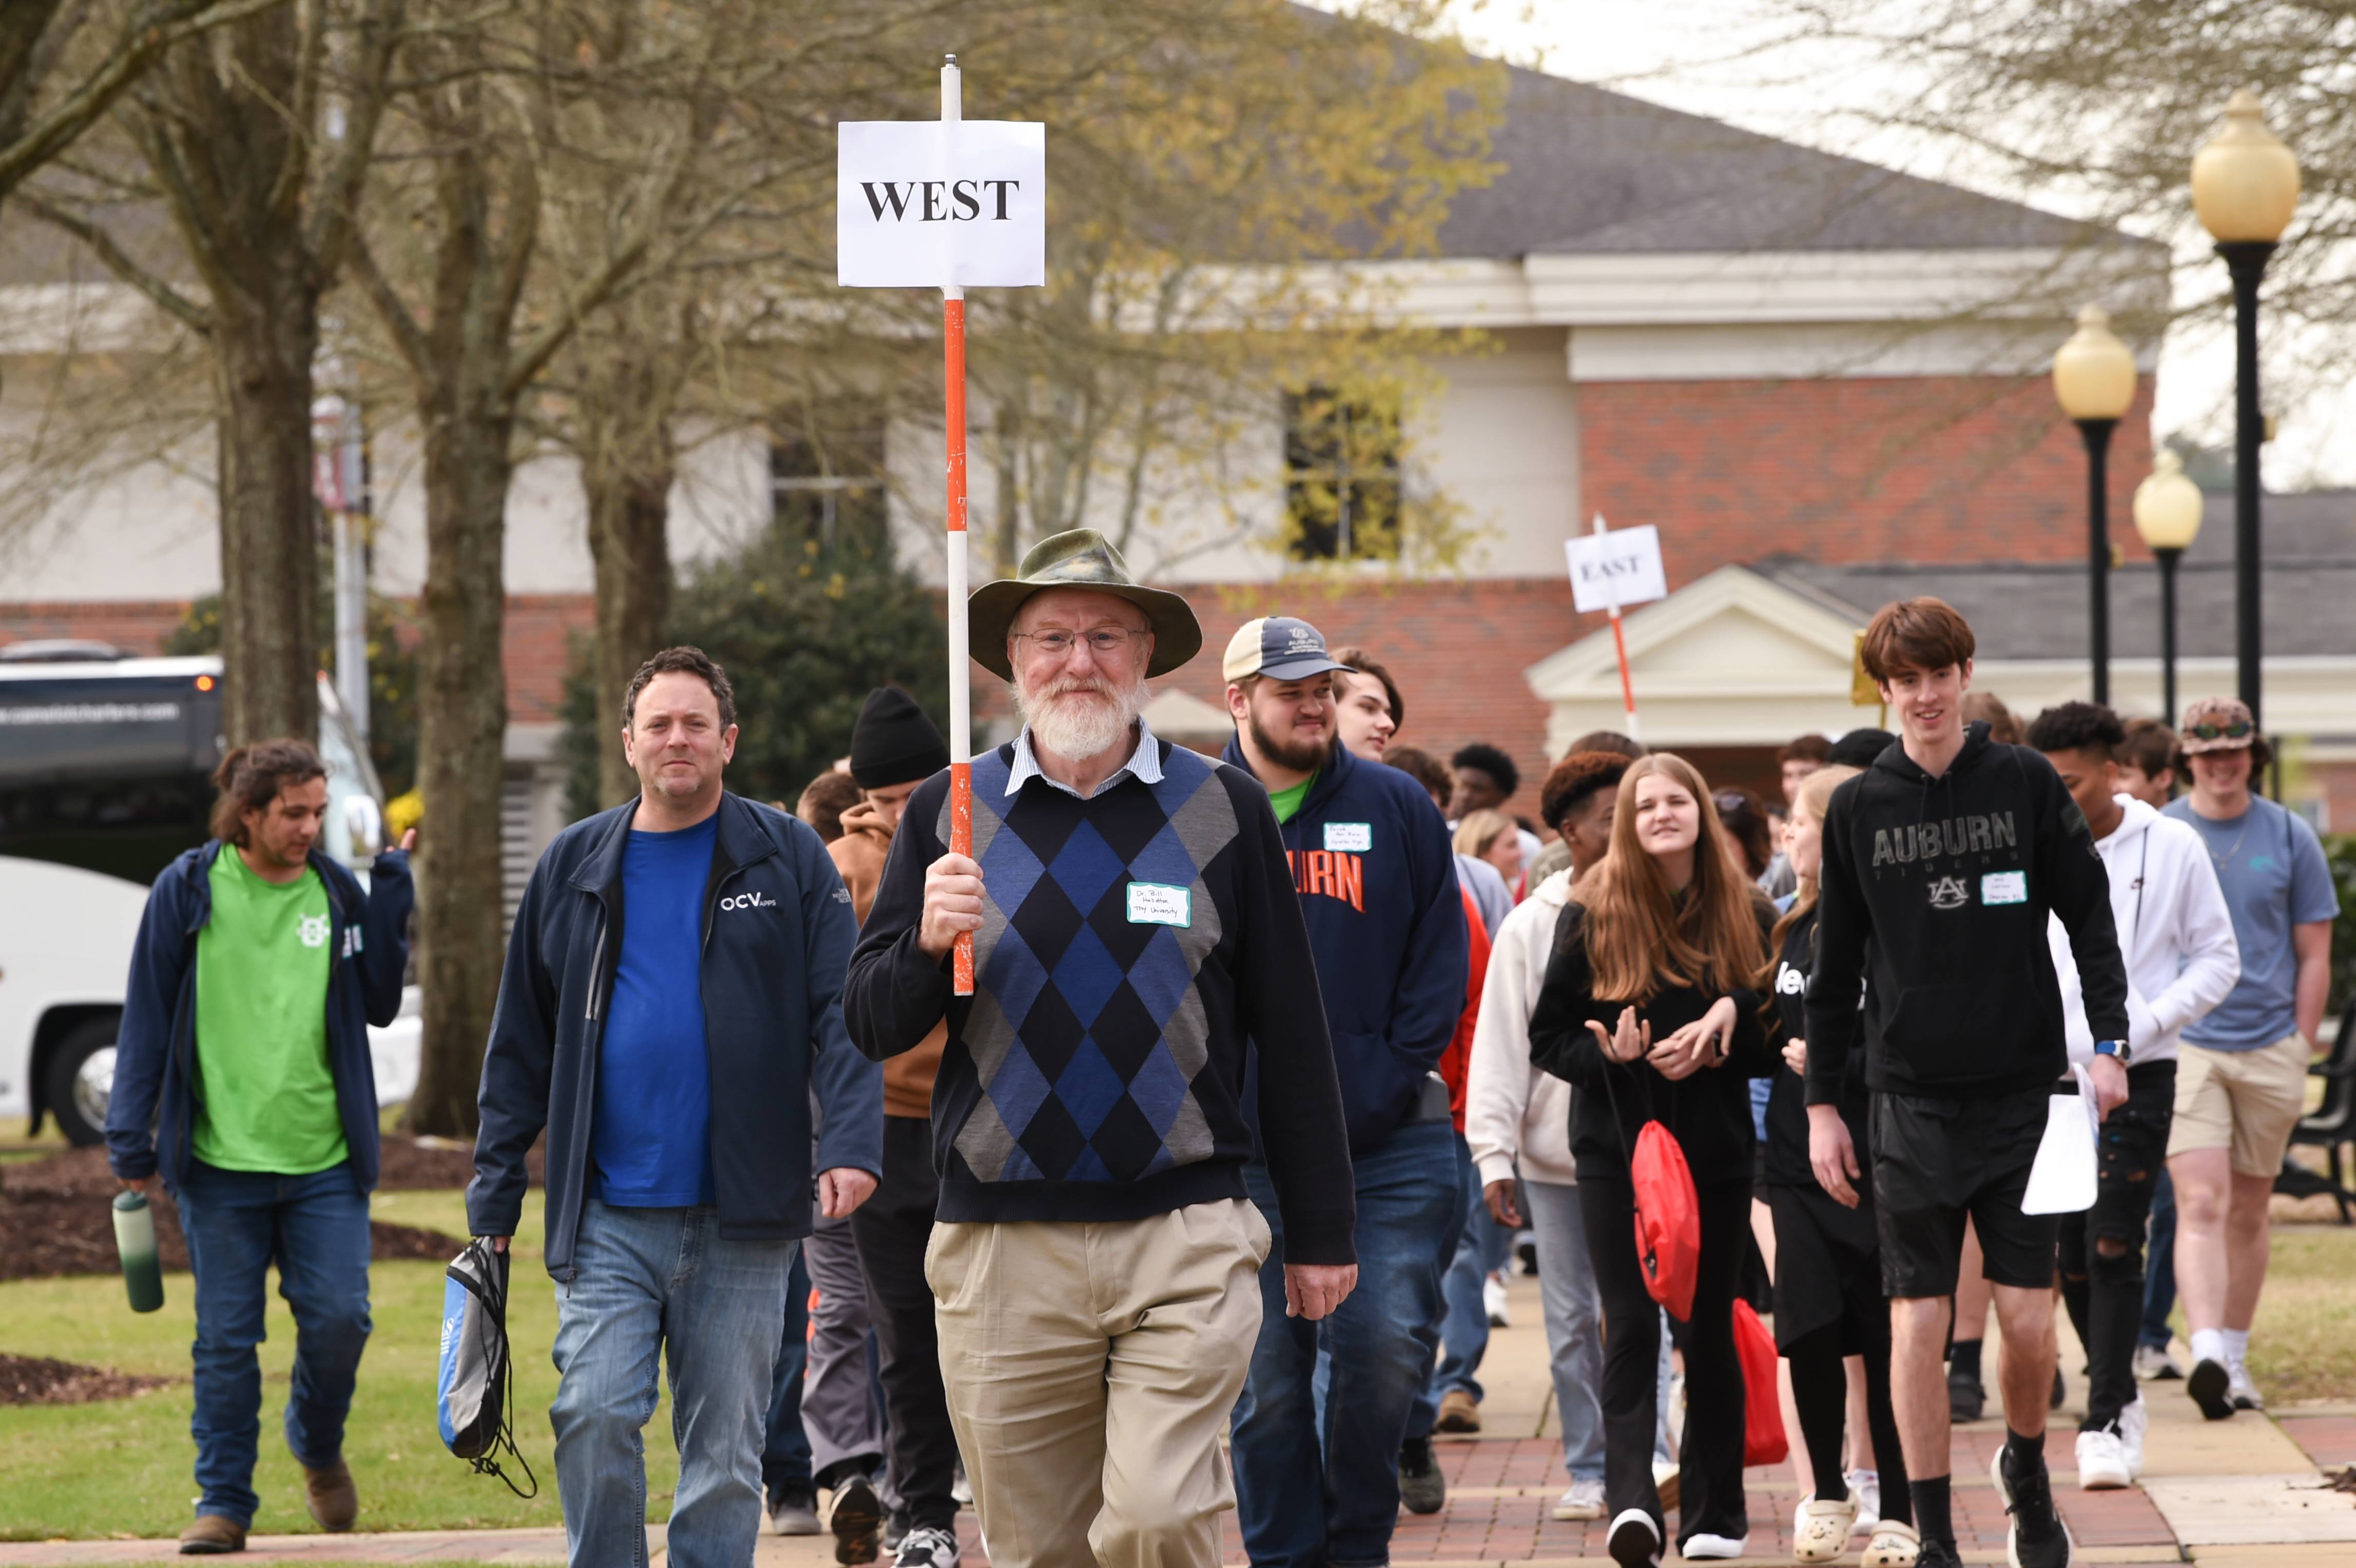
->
[[1219, 616, 1471, 1563]]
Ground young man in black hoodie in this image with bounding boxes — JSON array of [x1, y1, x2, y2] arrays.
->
[[1803, 599, 2131, 1568]]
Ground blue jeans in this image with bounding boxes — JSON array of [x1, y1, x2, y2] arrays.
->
[[1232, 1118, 1459, 1568], [2141, 1166, 2178, 1350], [762, 1248, 813, 1500], [1406, 1132, 1507, 1440], [1521, 1180, 1608, 1481], [176, 1159, 373, 1527], [551, 1200, 794, 1568]]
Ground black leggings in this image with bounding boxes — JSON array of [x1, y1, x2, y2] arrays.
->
[[2058, 1059, 2175, 1433], [1579, 1175, 1750, 1546], [1784, 1323, 1911, 1523]]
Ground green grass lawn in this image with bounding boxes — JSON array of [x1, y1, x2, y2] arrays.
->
[[0, 1190, 686, 1541]]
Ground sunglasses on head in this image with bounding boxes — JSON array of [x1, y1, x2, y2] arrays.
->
[[1712, 791, 1746, 812], [2188, 720, 2254, 741]]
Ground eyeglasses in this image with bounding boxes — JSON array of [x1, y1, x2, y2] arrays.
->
[[1010, 627, 1145, 661], [2187, 720, 2254, 741]]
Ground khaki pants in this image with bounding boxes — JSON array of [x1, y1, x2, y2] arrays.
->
[[926, 1200, 1271, 1568]]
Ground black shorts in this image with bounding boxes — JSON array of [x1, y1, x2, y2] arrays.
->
[[1767, 1181, 1883, 1351], [1871, 1087, 2057, 1299]]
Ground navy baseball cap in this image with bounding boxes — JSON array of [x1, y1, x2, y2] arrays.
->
[[1222, 616, 1355, 683]]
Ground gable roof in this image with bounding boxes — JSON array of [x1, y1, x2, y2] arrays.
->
[[1435, 61, 2127, 260]]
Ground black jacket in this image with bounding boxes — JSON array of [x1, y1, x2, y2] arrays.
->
[[108, 843, 413, 1192], [468, 793, 883, 1280], [1527, 898, 1779, 1186], [1804, 722, 2130, 1104], [1761, 905, 1871, 1192]]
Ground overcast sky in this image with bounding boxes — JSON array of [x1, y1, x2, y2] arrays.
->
[[1426, 0, 2356, 489]]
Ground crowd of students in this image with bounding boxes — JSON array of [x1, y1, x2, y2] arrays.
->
[[104, 522, 2340, 1568]]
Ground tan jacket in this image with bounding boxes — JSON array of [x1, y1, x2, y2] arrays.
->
[[831, 800, 946, 1118]]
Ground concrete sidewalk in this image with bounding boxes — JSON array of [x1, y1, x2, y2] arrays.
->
[[5, 1275, 2352, 1565]]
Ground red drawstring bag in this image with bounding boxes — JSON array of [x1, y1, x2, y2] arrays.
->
[[1731, 1299, 1788, 1466], [1628, 1119, 1701, 1321]]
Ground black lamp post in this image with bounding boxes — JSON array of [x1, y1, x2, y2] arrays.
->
[[2193, 88, 2300, 726], [2053, 305, 2138, 705], [2134, 450, 2204, 722]]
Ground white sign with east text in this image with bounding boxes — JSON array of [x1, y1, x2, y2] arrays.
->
[[837, 120, 1046, 289], [1565, 524, 1668, 615]]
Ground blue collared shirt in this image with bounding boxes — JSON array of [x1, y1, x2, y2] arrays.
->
[[1006, 716, 1165, 800]]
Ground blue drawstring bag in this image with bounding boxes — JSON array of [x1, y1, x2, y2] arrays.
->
[[438, 1237, 536, 1497]]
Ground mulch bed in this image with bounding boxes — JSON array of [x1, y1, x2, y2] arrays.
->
[[0, 1135, 538, 1283], [0, 1351, 172, 1406]]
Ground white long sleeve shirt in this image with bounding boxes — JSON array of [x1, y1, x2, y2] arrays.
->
[[1467, 868, 1578, 1187], [2047, 795, 2241, 1067]]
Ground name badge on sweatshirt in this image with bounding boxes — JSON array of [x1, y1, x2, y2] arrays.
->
[[1126, 881, 1192, 927], [1323, 821, 1372, 853], [1981, 870, 2029, 906]]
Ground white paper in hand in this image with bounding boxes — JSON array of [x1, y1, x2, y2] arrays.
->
[[2021, 1064, 2102, 1215]]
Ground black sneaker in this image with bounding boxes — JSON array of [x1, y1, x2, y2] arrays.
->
[[1399, 1436, 1445, 1515], [1916, 1537, 1965, 1568], [893, 1525, 961, 1568], [2187, 1357, 2236, 1421], [1990, 1444, 2072, 1568], [1948, 1361, 1984, 1423], [829, 1473, 886, 1565], [1606, 1508, 1662, 1568]]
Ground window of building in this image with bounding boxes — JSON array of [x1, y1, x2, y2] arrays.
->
[[1283, 388, 1401, 562], [770, 402, 887, 550]]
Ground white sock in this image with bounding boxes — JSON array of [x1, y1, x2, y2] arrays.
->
[[2190, 1328, 2227, 1366], [2223, 1328, 2251, 1367]]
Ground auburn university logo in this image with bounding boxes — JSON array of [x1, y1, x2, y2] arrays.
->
[[1288, 850, 1365, 913]]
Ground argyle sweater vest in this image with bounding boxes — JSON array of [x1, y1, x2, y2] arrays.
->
[[843, 737, 1357, 1260]]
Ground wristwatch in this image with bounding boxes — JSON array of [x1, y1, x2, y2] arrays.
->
[[2093, 1038, 2132, 1067]]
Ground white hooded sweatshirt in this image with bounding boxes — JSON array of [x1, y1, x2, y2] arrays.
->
[[1467, 868, 1578, 1187], [2047, 794, 2240, 1067]]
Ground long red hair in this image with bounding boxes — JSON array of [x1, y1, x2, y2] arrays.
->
[[1572, 753, 1765, 1004]]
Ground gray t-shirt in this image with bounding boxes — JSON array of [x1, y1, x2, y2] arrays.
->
[[2164, 794, 2339, 1050]]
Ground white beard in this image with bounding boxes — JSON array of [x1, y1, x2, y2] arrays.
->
[[1016, 674, 1148, 761]]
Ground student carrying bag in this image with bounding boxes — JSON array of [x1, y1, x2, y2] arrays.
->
[[1599, 1054, 1702, 1321], [438, 1237, 537, 1497]]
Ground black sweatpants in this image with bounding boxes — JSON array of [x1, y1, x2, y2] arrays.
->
[[1579, 1174, 1751, 1547], [2058, 1059, 2175, 1433], [849, 1114, 961, 1528]]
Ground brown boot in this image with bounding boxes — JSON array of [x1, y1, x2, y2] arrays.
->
[[178, 1516, 246, 1555], [1435, 1386, 1482, 1434], [302, 1458, 359, 1532]]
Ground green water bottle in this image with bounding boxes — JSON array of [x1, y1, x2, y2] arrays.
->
[[112, 1190, 165, 1313]]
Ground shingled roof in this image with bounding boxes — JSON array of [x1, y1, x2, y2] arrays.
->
[[1434, 60, 2122, 259]]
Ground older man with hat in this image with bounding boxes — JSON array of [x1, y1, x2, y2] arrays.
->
[[2162, 697, 2339, 1418], [845, 530, 1357, 1568], [1217, 616, 1470, 1561]]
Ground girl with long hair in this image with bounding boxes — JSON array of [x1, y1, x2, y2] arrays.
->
[[1761, 766, 1918, 1567], [1528, 754, 1776, 1567]]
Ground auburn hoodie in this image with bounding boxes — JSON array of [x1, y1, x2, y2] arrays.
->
[[2045, 795, 2239, 1068], [1804, 722, 2130, 1103]]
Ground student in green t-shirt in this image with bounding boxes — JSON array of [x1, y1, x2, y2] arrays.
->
[[107, 740, 415, 1555]]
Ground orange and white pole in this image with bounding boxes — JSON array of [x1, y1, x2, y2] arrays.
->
[[1593, 514, 1640, 741], [943, 56, 975, 995]]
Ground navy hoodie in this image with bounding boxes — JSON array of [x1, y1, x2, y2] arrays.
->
[[1222, 734, 1468, 1154]]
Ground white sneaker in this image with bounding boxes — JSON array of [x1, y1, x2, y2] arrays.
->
[[2075, 1425, 2132, 1490], [1861, 1519, 1922, 1568], [2118, 1394, 2149, 1480], [1484, 1272, 1511, 1327], [893, 1527, 960, 1568], [2134, 1343, 2184, 1380], [1792, 1492, 1858, 1562], [1652, 1458, 1681, 1513], [1848, 1467, 1881, 1532], [1606, 1507, 1661, 1568], [1681, 1533, 1749, 1560], [2228, 1362, 2265, 1410], [1553, 1477, 1606, 1520]]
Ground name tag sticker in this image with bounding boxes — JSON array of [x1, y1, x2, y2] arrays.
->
[[1323, 821, 1372, 853], [1125, 882, 1192, 927], [1982, 870, 2029, 906]]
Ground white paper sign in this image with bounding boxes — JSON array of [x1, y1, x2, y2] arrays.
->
[[838, 120, 1046, 289], [1565, 524, 1668, 615], [2022, 1065, 2102, 1215]]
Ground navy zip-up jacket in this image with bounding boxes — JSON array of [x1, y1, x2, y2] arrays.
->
[[1221, 735, 1468, 1154], [468, 792, 883, 1281], [107, 842, 414, 1192]]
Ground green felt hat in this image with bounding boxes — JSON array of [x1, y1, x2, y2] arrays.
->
[[967, 528, 1202, 681]]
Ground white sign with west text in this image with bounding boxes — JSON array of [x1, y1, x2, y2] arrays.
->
[[837, 120, 1046, 289]]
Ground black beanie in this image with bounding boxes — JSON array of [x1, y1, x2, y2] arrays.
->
[[849, 687, 949, 788]]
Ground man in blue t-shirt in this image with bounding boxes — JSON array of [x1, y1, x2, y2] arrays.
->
[[2163, 698, 2339, 1420]]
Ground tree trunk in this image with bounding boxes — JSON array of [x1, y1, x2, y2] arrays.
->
[[587, 449, 673, 810], [403, 386, 514, 1138]]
